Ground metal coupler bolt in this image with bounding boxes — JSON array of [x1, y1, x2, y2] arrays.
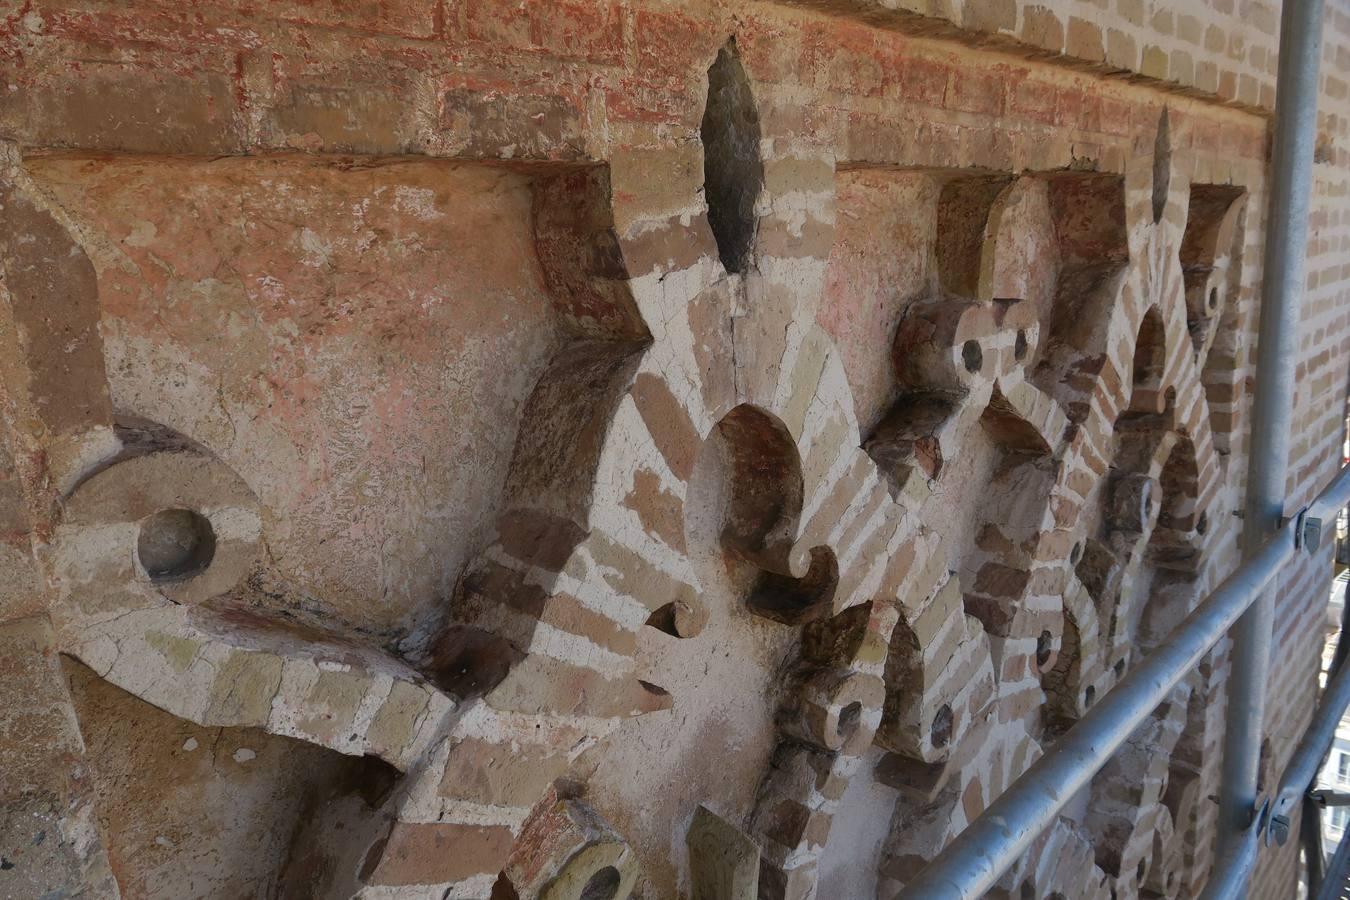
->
[[1269, 814, 1291, 846]]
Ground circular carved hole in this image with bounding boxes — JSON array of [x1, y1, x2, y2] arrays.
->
[[1208, 286, 1219, 312], [1197, 511, 1209, 535], [961, 340, 983, 373], [931, 703, 953, 749], [1164, 386, 1177, 412], [1136, 858, 1148, 885], [837, 701, 863, 742], [1070, 542, 1083, 565], [1014, 329, 1028, 362], [1084, 685, 1096, 708], [138, 509, 216, 582], [1114, 659, 1126, 679], [580, 867, 621, 900], [1020, 883, 1035, 900], [1036, 630, 1054, 668]]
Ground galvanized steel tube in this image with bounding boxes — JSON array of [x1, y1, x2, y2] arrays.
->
[[1302, 463, 1350, 531], [1273, 662, 1350, 824], [1199, 804, 1268, 900], [1217, 0, 1325, 877], [1269, 464, 1350, 897]]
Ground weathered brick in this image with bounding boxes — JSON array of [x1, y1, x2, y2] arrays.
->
[[1066, 17, 1106, 62]]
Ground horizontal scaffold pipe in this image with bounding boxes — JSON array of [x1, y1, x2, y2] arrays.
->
[[895, 515, 1304, 899], [1269, 465, 1350, 829], [1271, 659, 1350, 823]]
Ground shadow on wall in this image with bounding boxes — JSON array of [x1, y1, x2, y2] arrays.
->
[[62, 657, 396, 898]]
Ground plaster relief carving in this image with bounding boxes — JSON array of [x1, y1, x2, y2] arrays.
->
[[0, 10, 1279, 899]]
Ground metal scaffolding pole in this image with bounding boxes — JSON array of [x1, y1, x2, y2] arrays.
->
[[891, 466, 1350, 899], [1216, 0, 1325, 883], [895, 526, 1297, 900]]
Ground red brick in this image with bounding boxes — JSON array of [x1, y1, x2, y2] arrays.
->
[[633, 9, 717, 77], [531, 0, 624, 65], [948, 66, 1005, 116], [1100, 97, 1134, 136], [900, 57, 951, 107], [1010, 77, 1058, 125], [367, 822, 514, 885], [462, 0, 533, 46]]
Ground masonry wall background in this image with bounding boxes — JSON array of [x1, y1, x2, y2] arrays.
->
[[1, 0, 1349, 898]]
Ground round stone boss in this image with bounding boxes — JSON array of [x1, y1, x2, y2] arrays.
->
[[60, 448, 262, 608]]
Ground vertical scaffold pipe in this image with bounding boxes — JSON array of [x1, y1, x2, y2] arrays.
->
[[1216, 0, 1325, 888]]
